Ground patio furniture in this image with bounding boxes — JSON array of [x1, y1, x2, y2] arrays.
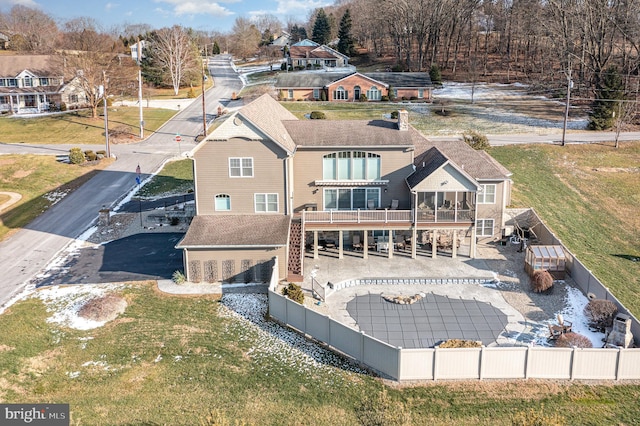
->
[[389, 199, 399, 210], [352, 234, 363, 251], [367, 199, 376, 210]]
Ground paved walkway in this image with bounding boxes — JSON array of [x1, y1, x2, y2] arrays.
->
[[0, 191, 22, 213]]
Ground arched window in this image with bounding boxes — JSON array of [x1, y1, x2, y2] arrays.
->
[[366, 86, 381, 101], [322, 151, 381, 180], [215, 194, 231, 211], [333, 86, 348, 100], [354, 85, 361, 100]]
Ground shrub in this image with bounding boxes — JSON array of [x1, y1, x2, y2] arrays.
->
[[97, 98, 113, 107], [555, 332, 593, 348], [172, 270, 186, 285], [359, 94, 368, 102], [69, 147, 85, 164], [381, 95, 389, 101], [309, 111, 326, 119], [438, 339, 481, 348], [282, 282, 304, 304], [320, 91, 327, 101], [280, 62, 287, 71], [306, 63, 311, 69], [462, 130, 491, 151], [530, 270, 554, 293], [186, 87, 197, 98], [584, 299, 618, 332], [390, 111, 399, 120], [401, 96, 408, 101], [59, 102, 67, 111], [169, 216, 180, 226], [84, 150, 97, 161], [410, 96, 418, 101], [511, 406, 566, 426]]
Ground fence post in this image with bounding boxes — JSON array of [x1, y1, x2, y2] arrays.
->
[[360, 331, 366, 361], [525, 346, 531, 379], [397, 347, 402, 381], [616, 348, 622, 381], [569, 347, 576, 380], [433, 346, 439, 381], [479, 346, 485, 380]]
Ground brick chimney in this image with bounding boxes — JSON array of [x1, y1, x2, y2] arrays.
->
[[398, 110, 409, 131]]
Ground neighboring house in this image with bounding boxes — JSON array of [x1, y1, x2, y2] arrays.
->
[[0, 55, 87, 114], [287, 39, 350, 70], [176, 94, 512, 284], [276, 71, 433, 102], [270, 31, 290, 47], [130, 40, 147, 64], [0, 32, 10, 50]]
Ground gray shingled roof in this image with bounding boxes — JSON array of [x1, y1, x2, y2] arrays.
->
[[0, 55, 57, 77], [414, 139, 511, 180], [283, 119, 417, 147], [406, 147, 449, 189], [275, 72, 350, 88], [176, 215, 290, 248], [238, 94, 298, 153], [364, 72, 433, 88]]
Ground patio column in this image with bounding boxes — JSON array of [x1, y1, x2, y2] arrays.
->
[[432, 229, 438, 259], [411, 227, 417, 259], [338, 230, 344, 259], [363, 231, 368, 259], [313, 230, 319, 259], [388, 232, 393, 259], [452, 230, 458, 258], [470, 226, 477, 259]]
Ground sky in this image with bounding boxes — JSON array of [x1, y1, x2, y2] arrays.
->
[[0, 0, 331, 33]]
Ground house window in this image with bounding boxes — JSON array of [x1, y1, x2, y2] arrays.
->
[[8, 79, 17, 87], [40, 78, 49, 86], [229, 157, 253, 177], [313, 88, 320, 99], [287, 89, 293, 99], [324, 188, 380, 210], [23, 77, 32, 87], [0, 79, 5, 87], [0, 96, 7, 104], [255, 193, 278, 212], [323, 151, 381, 181], [215, 194, 231, 211], [393, 89, 398, 98], [418, 88, 424, 99], [366, 86, 381, 101], [70, 94, 79, 103], [477, 184, 496, 204], [333, 86, 348, 100], [476, 219, 495, 237]]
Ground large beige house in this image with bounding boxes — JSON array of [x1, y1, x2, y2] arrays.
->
[[177, 94, 512, 283]]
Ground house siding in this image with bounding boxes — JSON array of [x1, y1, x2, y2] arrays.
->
[[280, 88, 319, 101], [183, 247, 286, 282], [395, 88, 432, 101], [476, 180, 510, 239], [194, 137, 288, 215], [292, 147, 414, 211]]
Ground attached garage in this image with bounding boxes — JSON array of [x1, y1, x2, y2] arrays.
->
[[176, 215, 290, 283]]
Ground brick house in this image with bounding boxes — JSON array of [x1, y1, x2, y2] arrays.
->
[[287, 39, 350, 70]]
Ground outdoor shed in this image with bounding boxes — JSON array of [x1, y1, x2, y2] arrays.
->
[[525, 245, 566, 279]]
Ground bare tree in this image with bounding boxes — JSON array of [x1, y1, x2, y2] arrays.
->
[[148, 25, 199, 95], [0, 5, 59, 52], [230, 18, 261, 60]]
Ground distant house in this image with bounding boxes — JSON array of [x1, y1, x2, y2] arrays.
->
[[287, 39, 350, 70], [270, 31, 290, 47], [130, 40, 147, 64], [276, 71, 433, 102], [0, 55, 88, 114], [0, 32, 10, 50], [176, 94, 512, 284]]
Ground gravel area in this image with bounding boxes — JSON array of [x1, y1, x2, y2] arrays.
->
[[86, 210, 188, 245]]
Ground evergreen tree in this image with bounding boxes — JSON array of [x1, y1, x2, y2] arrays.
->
[[290, 24, 307, 43], [337, 9, 355, 56], [589, 67, 624, 130], [429, 64, 442, 85], [311, 8, 331, 45], [212, 41, 220, 55]]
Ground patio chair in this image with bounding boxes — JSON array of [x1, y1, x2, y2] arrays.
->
[[389, 199, 399, 210], [548, 324, 563, 340], [352, 234, 363, 251], [367, 199, 376, 210]]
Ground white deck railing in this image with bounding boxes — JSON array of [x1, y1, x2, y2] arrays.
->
[[302, 209, 475, 224]]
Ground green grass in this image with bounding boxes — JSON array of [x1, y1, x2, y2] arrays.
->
[[0, 155, 111, 241], [0, 107, 176, 145], [1, 283, 639, 425], [135, 159, 193, 198], [490, 143, 640, 317]]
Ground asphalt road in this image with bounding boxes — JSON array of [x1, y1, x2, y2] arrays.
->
[[0, 55, 242, 307]]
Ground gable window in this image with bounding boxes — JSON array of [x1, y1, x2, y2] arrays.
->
[[476, 219, 494, 237], [229, 157, 253, 177], [215, 194, 231, 211], [323, 151, 381, 181], [333, 86, 348, 100], [366, 86, 381, 101], [23, 77, 33, 87], [324, 188, 380, 210], [477, 184, 496, 204], [255, 193, 278, 212], [313, 88, 320, 99]]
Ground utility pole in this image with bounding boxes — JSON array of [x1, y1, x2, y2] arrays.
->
[[562, 64, 572, 147], [137, 38, 144, 139], [102, 70, 110, 158], [201, 45, 207, 139]]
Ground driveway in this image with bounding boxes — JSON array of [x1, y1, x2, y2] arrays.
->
[[36, 233, 184, 286]]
